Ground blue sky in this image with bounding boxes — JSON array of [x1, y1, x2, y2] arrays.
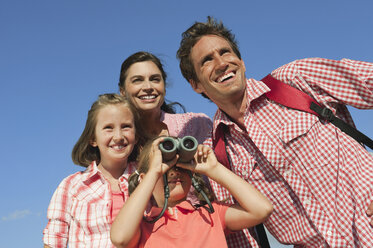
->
[[1, 1, 372, 247]]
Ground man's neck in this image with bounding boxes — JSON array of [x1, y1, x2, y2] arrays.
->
[[217, 91, 248, 131]]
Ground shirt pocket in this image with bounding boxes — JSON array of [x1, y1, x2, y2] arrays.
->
[[278, 111, 334, 169], [71, 199, 110, 237]]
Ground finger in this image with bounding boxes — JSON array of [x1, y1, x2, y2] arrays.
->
[[366, 202, 373, 217]]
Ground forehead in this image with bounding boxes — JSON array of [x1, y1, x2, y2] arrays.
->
[[190, 35, 232, 62], [126, 61, 161, 77], [96, 104, 134, 122]]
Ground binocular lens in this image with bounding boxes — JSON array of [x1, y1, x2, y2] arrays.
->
[[183, 139, 195, 149], [162, 140, 175, 151]]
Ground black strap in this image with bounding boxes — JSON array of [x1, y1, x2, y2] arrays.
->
[[261, 74, 373, 150], [310, 102, 373, 150], [255, 223, 271, 248]]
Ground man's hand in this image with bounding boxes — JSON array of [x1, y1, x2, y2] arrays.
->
[[366, 201, 373, 225]]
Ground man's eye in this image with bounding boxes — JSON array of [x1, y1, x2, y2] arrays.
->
[[220, 49, 230, 55], [202, 56, 212, 65]]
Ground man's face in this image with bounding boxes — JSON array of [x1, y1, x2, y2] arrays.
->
[[189, 35, 246, 106]]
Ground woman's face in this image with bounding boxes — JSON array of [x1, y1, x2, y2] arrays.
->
[[121, 61, 165, 113]]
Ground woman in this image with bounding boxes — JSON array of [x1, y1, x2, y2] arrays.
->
[[118, 51, 212, 146]]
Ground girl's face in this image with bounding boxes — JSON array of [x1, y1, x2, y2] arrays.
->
[[121, 61, 165, 113], [91, 104, 136, 168], [152, 167, 192, 207]]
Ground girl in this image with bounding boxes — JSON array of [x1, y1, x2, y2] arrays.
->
[[110, 137, 273, 248], [118, 51, 212, 145], [43, 94, 139, 248]]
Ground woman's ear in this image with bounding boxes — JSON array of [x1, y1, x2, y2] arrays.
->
[[119, 87, 126, 96], [90, 139, 97, 147]]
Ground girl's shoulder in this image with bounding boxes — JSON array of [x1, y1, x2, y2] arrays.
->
[[55, 168, 91, 193]]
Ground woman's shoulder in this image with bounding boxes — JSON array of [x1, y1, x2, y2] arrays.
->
[[165, 111, 212, 124]]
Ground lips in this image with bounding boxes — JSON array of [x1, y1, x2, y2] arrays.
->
[[216, 71, 235, 83], [168, 178, 183, 184], [138, 94, 157, 100], [111, 144, 127, 151]]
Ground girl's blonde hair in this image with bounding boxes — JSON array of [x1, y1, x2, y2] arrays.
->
[[128, 136, 215, 204], [71, 93, 140, 167]]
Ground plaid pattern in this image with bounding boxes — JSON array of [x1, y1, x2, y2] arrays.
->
[[43, 161, 136, 248], [205, 58, 373, 247]]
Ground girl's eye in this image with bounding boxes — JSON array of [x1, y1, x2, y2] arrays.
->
[[104, 125, 113, 130], [122, 124, 132, 129]]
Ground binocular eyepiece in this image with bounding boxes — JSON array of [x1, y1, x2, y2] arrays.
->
[[158, 136, 198, 162]]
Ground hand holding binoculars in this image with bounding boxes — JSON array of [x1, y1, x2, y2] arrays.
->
[[158, 136, 198, 163]]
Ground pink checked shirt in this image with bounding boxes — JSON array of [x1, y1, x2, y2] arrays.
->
[[43, 161, 136, 248], [205, 58, 373, 247], [161, 111, 212, 143]]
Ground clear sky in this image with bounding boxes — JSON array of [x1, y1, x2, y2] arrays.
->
[[1, 1, 372, 247]]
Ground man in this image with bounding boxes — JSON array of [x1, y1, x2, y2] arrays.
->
[[177, 17, 373, 247]]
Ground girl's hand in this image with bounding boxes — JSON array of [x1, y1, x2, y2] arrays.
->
[[177, 145, 220, 177], [148, 137, 178, 177]]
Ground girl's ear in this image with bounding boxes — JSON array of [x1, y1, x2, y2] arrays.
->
[[139, 173, 146, 183]]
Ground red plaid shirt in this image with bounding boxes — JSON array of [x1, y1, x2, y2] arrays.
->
[[205, 58, 373, 247], [43, 161, 136, 248]]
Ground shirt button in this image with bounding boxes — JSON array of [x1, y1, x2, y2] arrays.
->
[[242, 170, 248, 177], [304, 199, 311, 205], [283, 169, 291, 176], [327, 230, 333, 236]]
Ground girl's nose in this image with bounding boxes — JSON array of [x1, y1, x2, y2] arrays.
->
[[113, 129, 124, 142], [168, 167, 181, 177]]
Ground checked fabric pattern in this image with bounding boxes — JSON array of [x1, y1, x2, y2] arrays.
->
[[43, 161, 136, 248], [205, 58, 373, 248]]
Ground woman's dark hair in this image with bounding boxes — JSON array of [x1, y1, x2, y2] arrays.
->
[[128, 136, 215, 205], [118, 51, 185, 114]]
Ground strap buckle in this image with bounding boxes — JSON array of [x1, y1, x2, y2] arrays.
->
[[320, 107, 334, 121]]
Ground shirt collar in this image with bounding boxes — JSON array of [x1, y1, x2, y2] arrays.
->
[[81, 161, 137, 187], [145, 200, 196, 219], [212, 78, 270, 139]]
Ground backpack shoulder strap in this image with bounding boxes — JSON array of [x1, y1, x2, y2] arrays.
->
[[261, 74, 321, 115], [261, 74, 373, 150], [212, 123, 271, 248], [212, 123, 230, 169]]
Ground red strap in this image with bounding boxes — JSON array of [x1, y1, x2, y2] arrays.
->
[[212, 123, 230, 169], [261, 74, 321, 116]]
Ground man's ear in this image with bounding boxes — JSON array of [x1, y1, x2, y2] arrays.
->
[[189, 79, 204, 94], [241, 59, 246, 73]]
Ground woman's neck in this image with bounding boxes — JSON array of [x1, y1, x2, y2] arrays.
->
[[140, 109, 168, 137]]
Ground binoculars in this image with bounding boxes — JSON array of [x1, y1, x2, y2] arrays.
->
[[159, 136, 198, 162]]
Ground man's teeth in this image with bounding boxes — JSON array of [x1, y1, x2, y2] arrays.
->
[[140, 95, 156, 100], [217, 72, 235, 83]]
